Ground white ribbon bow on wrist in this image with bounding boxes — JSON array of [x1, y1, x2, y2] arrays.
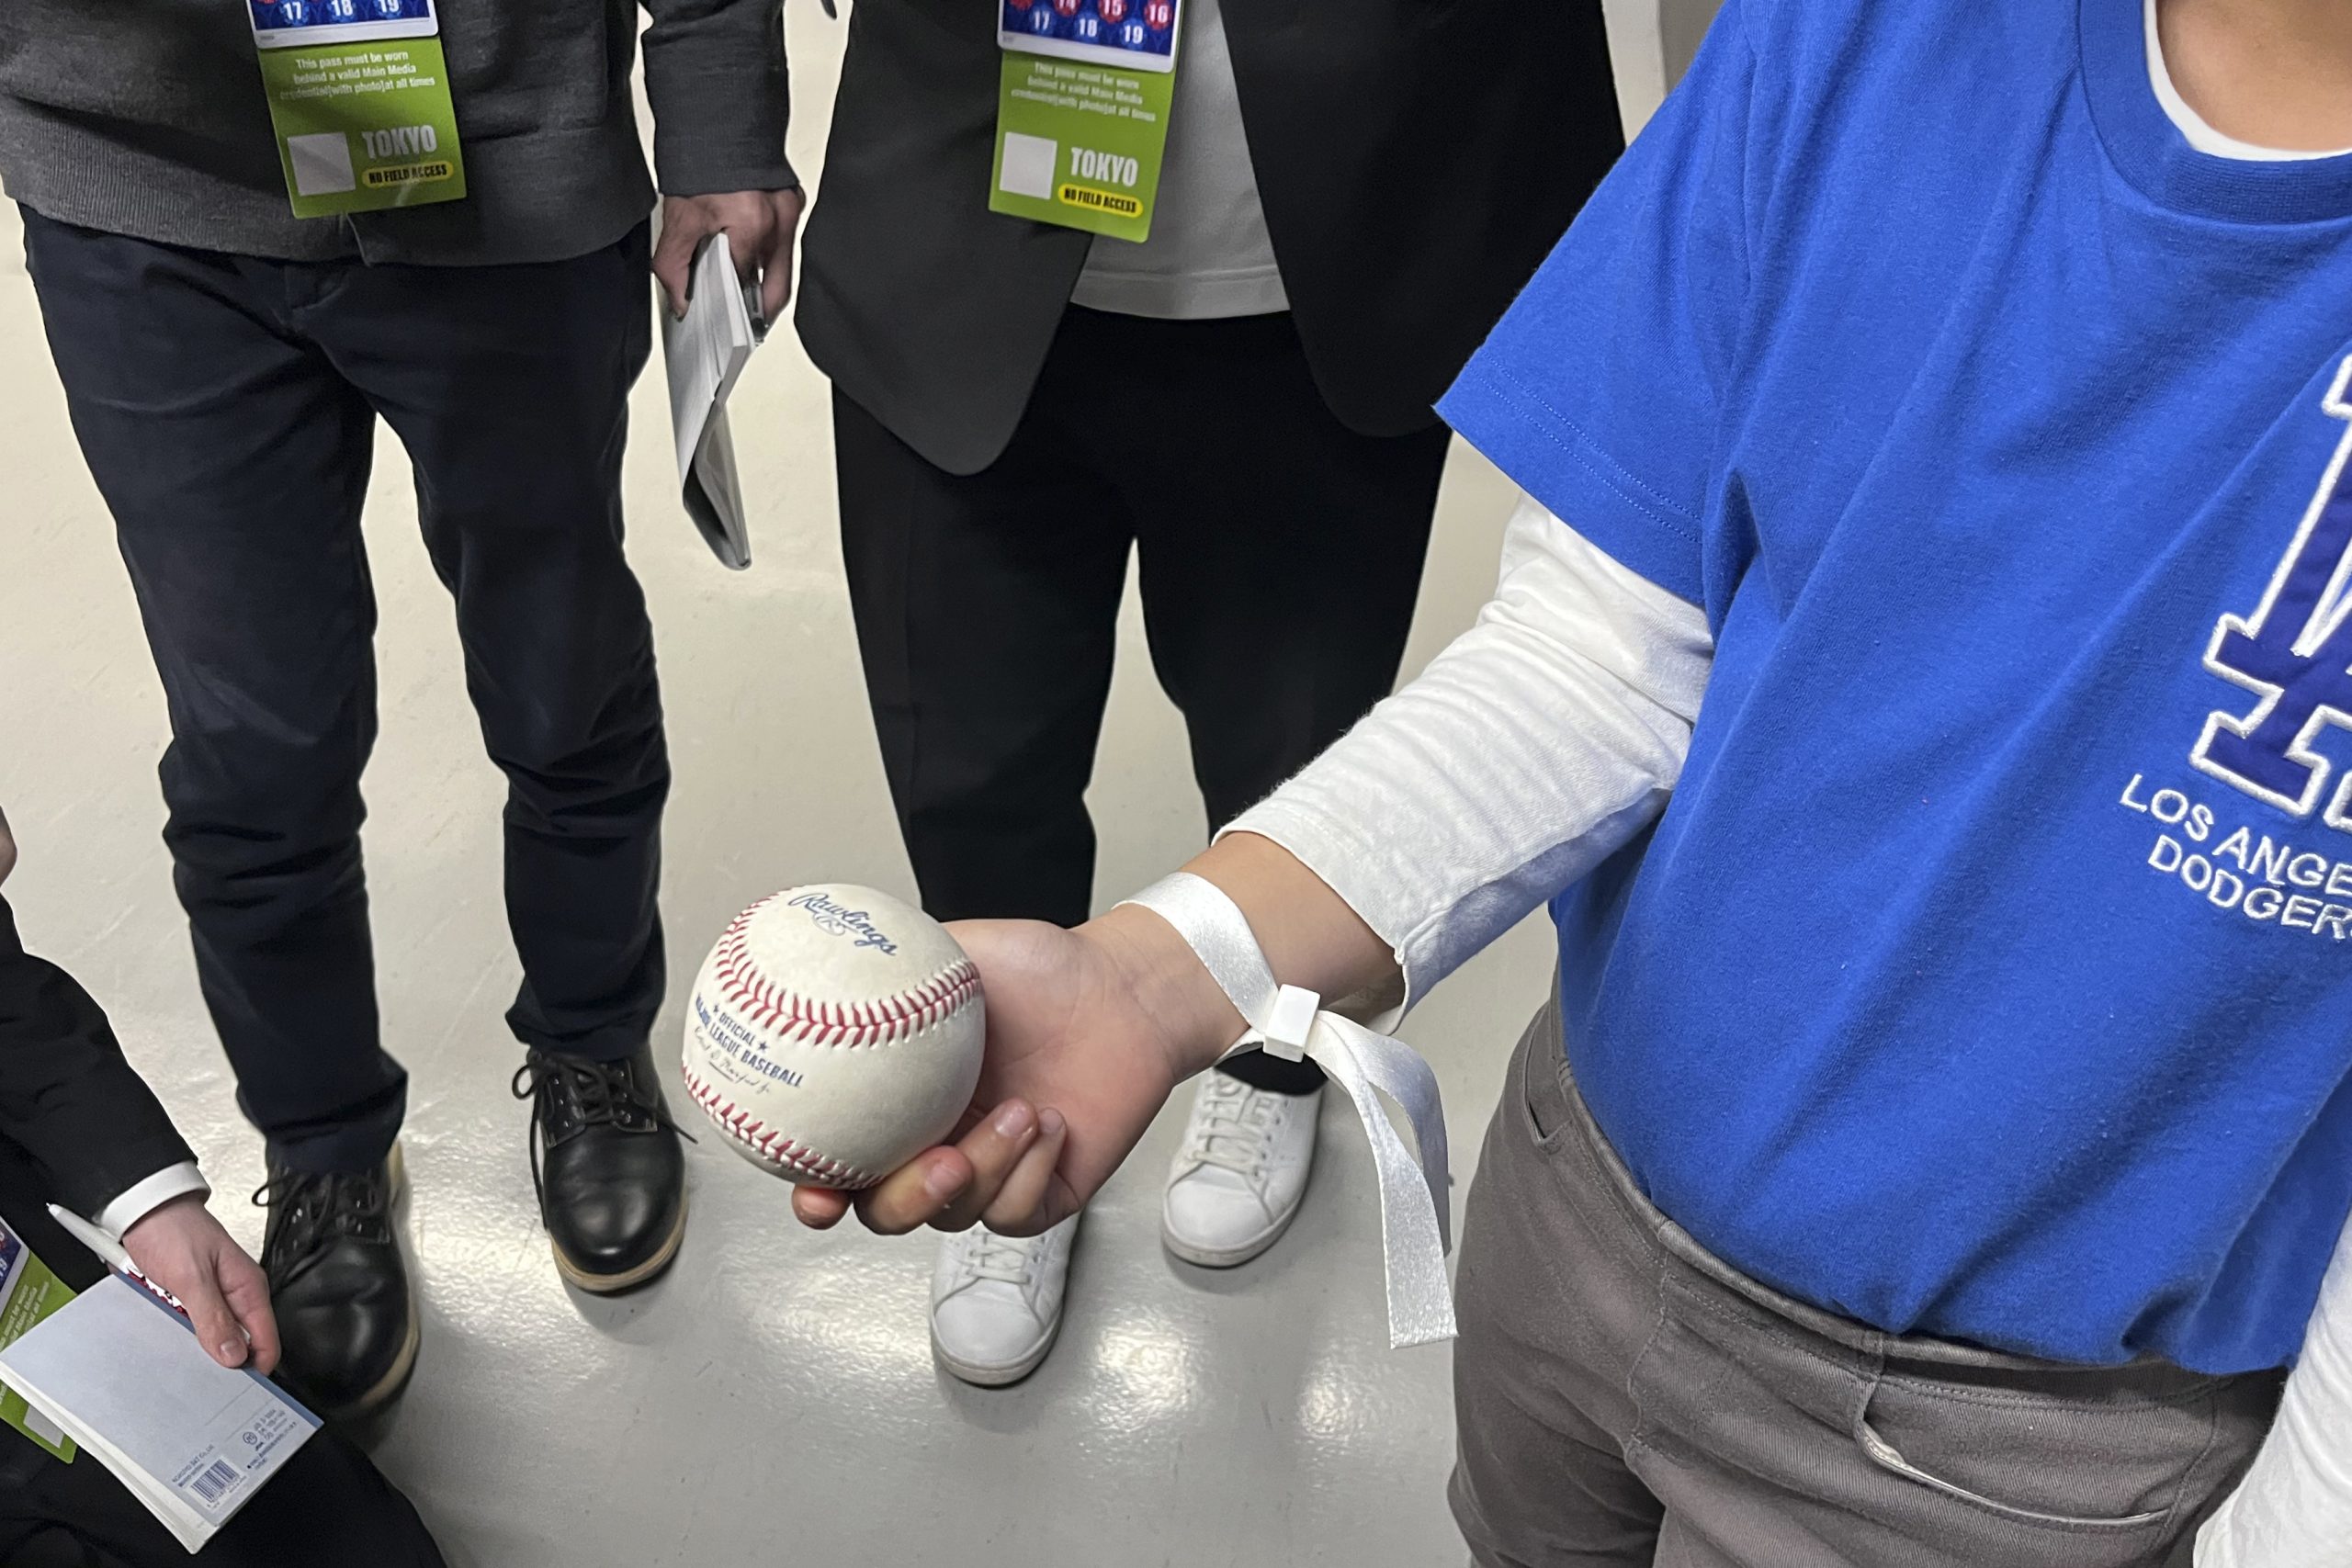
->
[[1119, 873, 1456, 1348]]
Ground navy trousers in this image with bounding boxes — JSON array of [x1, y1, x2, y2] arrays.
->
[[20, 209, 669, 1174]]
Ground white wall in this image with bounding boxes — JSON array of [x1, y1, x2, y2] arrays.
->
[[1604, 0, 1724, 135]]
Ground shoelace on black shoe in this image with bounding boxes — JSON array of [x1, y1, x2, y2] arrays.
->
[[252, 1168, 391, 1289], [510, 1052, 692, 1222]]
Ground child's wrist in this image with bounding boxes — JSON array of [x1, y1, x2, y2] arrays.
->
[[1084, 902, 1247, 1083]]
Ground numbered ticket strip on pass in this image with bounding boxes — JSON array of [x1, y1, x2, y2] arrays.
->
[[990, 0, 1180, 243], [1120, 874, 1457, 1348], [247, 0, 467, 219]]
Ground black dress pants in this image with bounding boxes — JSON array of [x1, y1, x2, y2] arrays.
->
[[19, 209, 669, 1174], [836, 308, 1450, 1095]]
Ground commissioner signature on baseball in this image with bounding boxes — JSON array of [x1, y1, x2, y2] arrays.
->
[[786, 890, 900, 954]]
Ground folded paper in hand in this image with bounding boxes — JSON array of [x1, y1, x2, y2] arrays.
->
[[0, 1267, 319, 1552], [662, 232, 764, 570]]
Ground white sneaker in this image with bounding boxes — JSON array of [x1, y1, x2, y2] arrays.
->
[[929, 1213, 1080, 1387], [1161, 1072, 1322, 1268]]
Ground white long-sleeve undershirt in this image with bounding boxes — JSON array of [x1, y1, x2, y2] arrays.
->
[[1220, 492, 1712, 1010], [1218, 492, 2352, 1561], [2199, 1206, 2352, 1565]]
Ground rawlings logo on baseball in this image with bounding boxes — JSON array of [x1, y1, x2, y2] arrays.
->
[[682, 884, 984, 1189], [784, 890, 900, 953]]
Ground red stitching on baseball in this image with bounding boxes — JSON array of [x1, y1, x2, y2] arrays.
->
[[680, 1060, 881, 1189], [707, 898, 981, 1052]]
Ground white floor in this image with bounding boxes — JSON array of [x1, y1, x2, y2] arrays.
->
[[0, 12, 1664, 1563]]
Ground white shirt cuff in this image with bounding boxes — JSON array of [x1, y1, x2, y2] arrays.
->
[[93, 1161, 210, 1241]]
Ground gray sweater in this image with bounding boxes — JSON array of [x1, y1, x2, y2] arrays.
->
[[0, 1, 793, 265]]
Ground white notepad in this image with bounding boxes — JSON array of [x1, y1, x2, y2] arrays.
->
[[0, 1274, 319, 1551], [662, 231, 763, 570]]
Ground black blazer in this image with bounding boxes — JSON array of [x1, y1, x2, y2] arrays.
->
[[0, 896, 194, 1268], [797, 0, 1624, 475]]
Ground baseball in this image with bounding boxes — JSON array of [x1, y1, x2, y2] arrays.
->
[[682, 884, 986, 1189]]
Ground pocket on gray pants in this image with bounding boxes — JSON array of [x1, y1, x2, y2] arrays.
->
[[1622, 1270, 2275, 1568], [1856, 1364, 2226, 1532], [1515, 1022, 1577, 1151]]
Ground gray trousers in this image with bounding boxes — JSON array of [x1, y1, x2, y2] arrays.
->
[[1449, 998, 2283, 1567]]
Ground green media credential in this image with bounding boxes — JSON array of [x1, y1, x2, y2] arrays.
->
[[254, 37, 468, 219], [990, 48, 1177, 243]]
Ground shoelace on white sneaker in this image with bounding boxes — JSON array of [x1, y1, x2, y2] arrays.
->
[[1185, 1078, 1280, 1180], [951, 1227, 1039, 1290], [1121, 872, 1454, 1348]]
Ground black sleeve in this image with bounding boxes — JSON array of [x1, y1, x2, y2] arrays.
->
[[0, 894, 196, 1220]]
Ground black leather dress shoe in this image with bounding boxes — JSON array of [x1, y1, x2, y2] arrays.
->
[[514, 1043, 687, 1292], [257, 1147, 418, 1422]]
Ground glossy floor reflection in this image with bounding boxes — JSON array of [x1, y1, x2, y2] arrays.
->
[[0, 13, 1577, 1564]]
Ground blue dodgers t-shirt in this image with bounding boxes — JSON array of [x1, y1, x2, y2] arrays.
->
[[1441, 0, 2352, 1374]]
